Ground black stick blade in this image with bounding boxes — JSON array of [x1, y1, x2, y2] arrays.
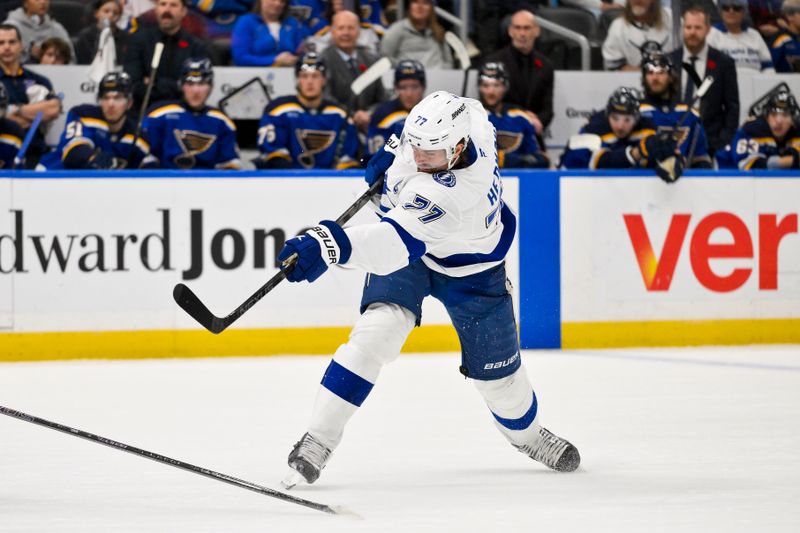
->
[[173, 283, 226, 334]]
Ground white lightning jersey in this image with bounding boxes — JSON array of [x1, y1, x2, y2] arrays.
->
[[344, 98, 516, 278]]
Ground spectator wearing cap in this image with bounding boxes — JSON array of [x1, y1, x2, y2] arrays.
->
[[0, 23, 60, 166], [320, 9, 385, 132], [254, 52, 359, 169], [231, 0, 307, 66], [74, 0, 130, 65], [707, 0, 775, 72], [380, 0, 453, 69], [3, 0, 75, 63], [770, 0, 800, 72], [366, 58, 425, 155], [486, 10, 553, 139], [601, 0, 673, 71], [124, 0, 209, 112], [668, 4, 739, 154]]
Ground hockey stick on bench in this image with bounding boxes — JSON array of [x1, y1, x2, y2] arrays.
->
[[0, 405, 356, 516], [174, 177, 384, 334], [13, 111, 43, 169]]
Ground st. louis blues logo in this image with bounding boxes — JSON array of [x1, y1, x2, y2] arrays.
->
[[432, 170, 456, 187], [296, 129, 336, 169], [496, 130, 523, 153], [173, 129, 216, 169]]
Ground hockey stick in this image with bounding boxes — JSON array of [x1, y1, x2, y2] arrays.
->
[[174, 177, 384, 334], [13, 111, 43, 169], [127, 41, 164, 167], [444, 31, 472, 97], [0, 405, 355, 516]]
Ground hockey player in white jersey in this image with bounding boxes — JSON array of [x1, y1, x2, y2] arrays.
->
[[276, 91, 580, 488]]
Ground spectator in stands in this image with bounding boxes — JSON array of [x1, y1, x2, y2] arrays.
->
[[639, 51, 712, 168], [486, 9, 552, 140], [770, 0, 800, 72], [478, 61, 548, 168], [305, 0, 384, 56], [707, 0, 775, 72], [669, 4, 739, 154], [124, 0, 209, 111], [75, 0, 130, 65], [187, 0, 256, 39], [38, 36, 70, 64], [231, 0, 306, 66], [380, 0, 453, 69], [3, 0, 75, 63], [0, 83, 24, 168], [0, 24, 60, 166], [717, 89, 800, 170], [37, 72, 149, 169], [254, 52, 359, 169], [602, 0, 673, 71], [749, 0, 784, 38], [290, 0, 385, 36], [320, 10, 385, 131], [366, 58, 425, 155], [561, 0, 624, 24], [561, 87, 676, 172], [142, 58, 241, 169]]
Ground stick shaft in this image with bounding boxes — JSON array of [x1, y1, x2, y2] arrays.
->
[[0, 405, 338, 514], [14, 111, 43, 169], [128, 42, 165, 166]]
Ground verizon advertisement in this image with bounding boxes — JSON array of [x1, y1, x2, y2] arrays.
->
[[560, 177, 800, 323], [0, 175, 519, 333]]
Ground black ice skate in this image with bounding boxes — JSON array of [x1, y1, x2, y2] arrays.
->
[[281, 432, 332, 489], [515, 426, 580, 472]]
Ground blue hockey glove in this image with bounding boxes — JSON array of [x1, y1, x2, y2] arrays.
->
[[277, 220, 352, 283], [640, 132, 678, 165], [363, 134, 399, 187]]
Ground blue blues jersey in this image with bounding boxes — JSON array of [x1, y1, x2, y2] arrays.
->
[[561, 110, 656, 169], [257, 95, 359, 169], [142, 101, 241, 170], [188, 0, 254, 17], [290, 0, 384, 32], [0, 118, 23, 169], [366, 98, 407, 156], [38, 104, 148, 170], [770, 31, 800, 73], [716, 117, 800, 169], [639, 99, 712, 167], [487, 103, 548, 168]]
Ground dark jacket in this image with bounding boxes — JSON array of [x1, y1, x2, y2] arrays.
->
[[320, 46, 385, 112], [123, 23, 209, 110], [74, 25, 130, 65], [486, 44, 554, 129], [670, 46, 739, 153]]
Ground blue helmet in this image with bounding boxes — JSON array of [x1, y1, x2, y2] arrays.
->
[[295, 52, 327, 77], [606, 87, 642, 120], [180, 57, 214, 85], [394, 59, 425, 86], [98, 71, 132, 98], [478, 61, 509, 87]]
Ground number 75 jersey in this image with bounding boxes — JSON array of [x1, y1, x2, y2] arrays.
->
[[372, 99, 517, 278]]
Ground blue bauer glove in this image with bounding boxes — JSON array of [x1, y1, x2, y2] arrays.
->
[[363, 133, 399, 187], [277, 220, 352, 283]]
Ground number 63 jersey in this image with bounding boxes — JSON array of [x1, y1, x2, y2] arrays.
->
[[344, 99, 517, 278]]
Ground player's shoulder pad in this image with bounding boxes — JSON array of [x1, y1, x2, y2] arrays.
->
[[374, 102, 408, 129], [504, 105, 536, 126], [742, 117, 771, 137], [147, 100, 185, 118], [639, 103, 656, 114], [400, 172, 465, 216], [320, 100, 347, 118], [266, 95, 304, 116], [205, 107, 237, 131], [0, 118, 23, 146], [771, 32, 793, 49]]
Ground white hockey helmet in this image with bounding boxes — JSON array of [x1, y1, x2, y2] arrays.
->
[[402, 91, 471, 170]]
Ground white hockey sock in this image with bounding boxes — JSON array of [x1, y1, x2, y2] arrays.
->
[[472, 364, 541, 446], [307, 303, 416, 450]]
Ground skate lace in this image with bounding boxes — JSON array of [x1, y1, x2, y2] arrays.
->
[[295, 433, 331, 468], [517, 427, 568, 468]]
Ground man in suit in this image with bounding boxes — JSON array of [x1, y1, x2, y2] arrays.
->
[[320, 9, 385, 133], [486, 9, 553, 145], [123, 0, 209, 112], [669, 4, 739, 154]]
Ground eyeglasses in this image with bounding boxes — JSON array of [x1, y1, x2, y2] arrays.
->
[[721, 5, 744, 11]]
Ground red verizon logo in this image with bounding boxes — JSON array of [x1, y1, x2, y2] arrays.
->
[[623, 212, 798, 292]]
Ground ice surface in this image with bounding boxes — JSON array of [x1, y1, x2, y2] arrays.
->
[[1, 346, 799, 532]]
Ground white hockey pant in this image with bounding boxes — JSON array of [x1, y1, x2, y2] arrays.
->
[[307, 302, 416, 450], [472, 364, 541, 447]]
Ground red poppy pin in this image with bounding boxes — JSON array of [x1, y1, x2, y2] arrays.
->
[[707, 59, 716, 70], [179, 40, 189, 48], [534, 58, 543, 68], [359, 63, 367, 72]]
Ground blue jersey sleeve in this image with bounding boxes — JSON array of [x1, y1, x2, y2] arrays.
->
[[141, 113, 166, 168], [256, 105, 292, 167], [336, 118, 360, 169]]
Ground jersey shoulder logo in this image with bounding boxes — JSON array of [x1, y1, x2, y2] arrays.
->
[[432, 170, 456, 188]]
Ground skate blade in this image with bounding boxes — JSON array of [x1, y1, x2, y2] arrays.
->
[[281, 470, 305, 490]]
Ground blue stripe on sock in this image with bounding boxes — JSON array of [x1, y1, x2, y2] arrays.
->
[[321, 360, 374, 407], [491, 390, 538, 431]]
